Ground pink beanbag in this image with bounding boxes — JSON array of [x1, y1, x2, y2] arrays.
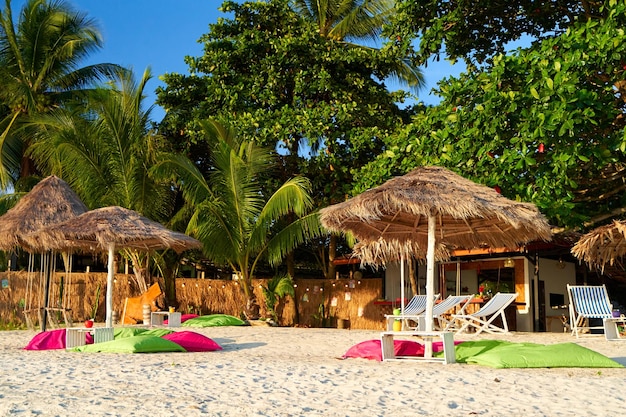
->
[[342, 339, 449, 361], [24, 329, 67, 350], [161, 331, 222, 352]]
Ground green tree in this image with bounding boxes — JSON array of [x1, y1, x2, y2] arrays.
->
[[0, 0, 125, 189], [290, 0, 424, 90], [28, 68, 177, 292], [157, 0, 412, 277], [392, 0, 604, 64], [152, 119, 324, 319], [355, 2, 626, 229]]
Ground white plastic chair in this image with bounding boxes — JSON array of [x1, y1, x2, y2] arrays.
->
[[446, 293, 518, 335], [567, 284, 614, 338]]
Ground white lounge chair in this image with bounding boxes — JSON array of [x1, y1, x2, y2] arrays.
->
[[567, 284, 614, 338], [384, 294, 440, 331], [446, 292, 518, 335]]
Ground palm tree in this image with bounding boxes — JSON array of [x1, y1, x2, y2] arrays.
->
[[290, 0, 424, 91], [0, 0, 126, 189], [28, 68, 175, 293], [152, 119, 325, 319]]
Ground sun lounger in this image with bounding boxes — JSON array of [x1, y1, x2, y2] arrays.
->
[[446, 292, 518, 335], [567, 284, 614, 338]]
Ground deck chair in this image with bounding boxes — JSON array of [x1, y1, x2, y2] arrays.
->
[[431, 295, 473, 330], [384, 294, 440, 331], [446, 292, 518, 335], [567, 284, 614, 338]]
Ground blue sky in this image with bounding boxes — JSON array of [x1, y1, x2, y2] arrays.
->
[[15, 0, 464, 121]]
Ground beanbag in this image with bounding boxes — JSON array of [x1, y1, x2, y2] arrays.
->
[[114, 327, 148, 339], [72, 335, 186, 353], [444, 340, 623, 368], [24, 329, 67, 350], [162, 331, 222, 352], [342, 339, 449, 361], [141, 328, 174, 337], [182, 314, 246, 327]]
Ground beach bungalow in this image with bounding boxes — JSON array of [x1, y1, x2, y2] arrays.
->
[[381, 241, 579, 333]]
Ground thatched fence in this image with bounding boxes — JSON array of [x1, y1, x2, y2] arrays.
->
[[0, 271, 387, 330]]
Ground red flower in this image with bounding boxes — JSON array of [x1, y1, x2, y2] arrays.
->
[[479, 286, 485, 294]]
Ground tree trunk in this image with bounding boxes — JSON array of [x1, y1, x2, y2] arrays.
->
[[327, 234, 337, 279]]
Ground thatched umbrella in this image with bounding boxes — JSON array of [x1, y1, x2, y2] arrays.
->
[[320, 166, 551, 353], [26, 206, 203, 327], [0, 176, 88, 252], [571, 220, 626, 270], [0, 176, 88, 330]]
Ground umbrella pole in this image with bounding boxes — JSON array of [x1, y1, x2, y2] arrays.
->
[[424, 214, 436, 358], [400, 254, 405, 314], [105, 244, 115, 328]]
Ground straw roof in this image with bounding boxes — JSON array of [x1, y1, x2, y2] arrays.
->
[[571, 220, 626, 269], [320, 166, 552, 264], [0, 176, 88, 252], [25, 206, 202, 254]]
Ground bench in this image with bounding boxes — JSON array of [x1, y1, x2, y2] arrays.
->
[[380, 330, 456, 364]]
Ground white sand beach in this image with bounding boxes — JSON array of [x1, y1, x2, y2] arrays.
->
[[1, 326, 625, 417]]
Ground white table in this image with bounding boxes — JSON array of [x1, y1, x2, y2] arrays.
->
[[603, 317, 626, 341], [380, 330, 456, 364], [66, 327, 114, 349], [150, 311, 181, 327]]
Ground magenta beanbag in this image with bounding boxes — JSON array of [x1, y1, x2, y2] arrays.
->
[[342, 339, 449, 361], [24, 329, 67, 350], [161, 331, 222, 352]]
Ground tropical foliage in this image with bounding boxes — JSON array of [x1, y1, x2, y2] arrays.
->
[[261, 273, 295, 322], [355, 1, 626, 229], [152, 119, 324, 318], [0, 0, 125, 189], [157, 0, 413, 277], [27, 68, 176, 292]]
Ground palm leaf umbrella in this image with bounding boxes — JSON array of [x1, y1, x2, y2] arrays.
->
[[0, 176, 88, 330], [25, 206, 203, 327], [571, 220, 626, 270], [320, 166, 551, 356]]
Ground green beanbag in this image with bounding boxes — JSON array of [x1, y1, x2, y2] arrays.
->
[[72, 335, 186, 353], [182, 314, 246, 327], [113, 327, 148, 339], [445, 340, 622, 368]]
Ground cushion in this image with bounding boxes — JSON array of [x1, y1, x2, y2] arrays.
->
[[161, 331, 222, 352], [72, 335, 186, 353], [182, 314, 246, 327], [444, 340, 623, 368], [114, 327, 148, 339], [24, 329, 67, 350], [141, 328, 174, 337], [342, 339, 449, 361]]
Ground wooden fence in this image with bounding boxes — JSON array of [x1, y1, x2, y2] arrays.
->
[[0, 271, 387, 330]]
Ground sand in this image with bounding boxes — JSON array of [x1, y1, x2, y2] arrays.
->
[[1, 326, 625, 417]]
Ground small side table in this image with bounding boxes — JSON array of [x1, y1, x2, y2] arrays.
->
[[603, 317, 626, 341], [150, 311, 181, 327], [66, 327, 114, 349]]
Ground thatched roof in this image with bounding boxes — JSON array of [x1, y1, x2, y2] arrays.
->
[[571, 220, 626, 269], [25, 206, 202, 254], [320, 166, 552, 264], [0, 176, 88, 252]]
